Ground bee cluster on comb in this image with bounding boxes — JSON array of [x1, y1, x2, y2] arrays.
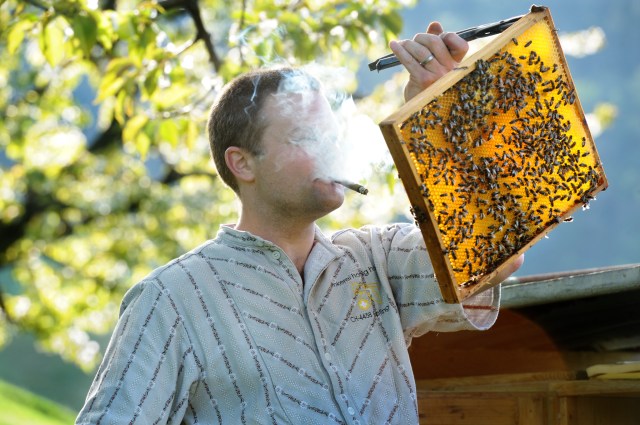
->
[[380, 8, 607, 303]]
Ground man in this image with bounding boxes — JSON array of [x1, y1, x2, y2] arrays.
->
[[77, 22, 523, 425]]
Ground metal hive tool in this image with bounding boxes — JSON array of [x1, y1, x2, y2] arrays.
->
[[378, 6, 608, 303]]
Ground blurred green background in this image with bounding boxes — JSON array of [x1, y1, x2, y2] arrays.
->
[[0, 0, 637, 419]]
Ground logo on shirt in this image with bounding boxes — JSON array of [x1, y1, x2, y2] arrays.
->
[[352, 282, 381, 310]]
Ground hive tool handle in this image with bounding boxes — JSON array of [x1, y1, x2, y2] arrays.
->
[[368, 14, 524, 72]]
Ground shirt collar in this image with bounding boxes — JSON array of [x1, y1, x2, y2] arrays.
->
[[216, 224, 342, 257], [216, 224, 274, 248], [217, 224, 343, 301]]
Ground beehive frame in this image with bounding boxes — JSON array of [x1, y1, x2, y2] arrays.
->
[[380, 6, 608, 303]]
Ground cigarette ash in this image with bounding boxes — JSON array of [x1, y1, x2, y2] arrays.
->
[[399, 20, 606, 287]]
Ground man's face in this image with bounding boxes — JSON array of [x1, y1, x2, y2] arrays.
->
[[250, 91, 345, 219]]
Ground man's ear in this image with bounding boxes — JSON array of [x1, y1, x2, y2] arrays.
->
[[224, 146, 255, 183]]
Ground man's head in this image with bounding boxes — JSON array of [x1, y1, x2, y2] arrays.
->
[[207, 67, 322, 194]]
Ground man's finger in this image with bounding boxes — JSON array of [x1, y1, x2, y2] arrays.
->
[[426, 21, 444, 35], [389, 40, 439, 77], [441, 32, 469, 63]]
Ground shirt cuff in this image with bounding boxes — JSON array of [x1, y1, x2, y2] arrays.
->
[[460, 284, 501, 330]]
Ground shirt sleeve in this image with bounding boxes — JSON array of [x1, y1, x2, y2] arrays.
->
[[76, 281, 201, 425], [367, 223, 501, 339]]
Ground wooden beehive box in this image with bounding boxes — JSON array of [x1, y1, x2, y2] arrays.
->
[[379, 6, 608, 303], [416, 373, 640, 425]]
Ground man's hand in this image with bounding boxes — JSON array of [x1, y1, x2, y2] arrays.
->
[[390, 22, 469, 103]]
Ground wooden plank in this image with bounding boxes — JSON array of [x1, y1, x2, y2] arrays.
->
[[518, 396, 546, 425], [416, 369, 640, 424], [570, 397, 640, 425], [417, 371, 576, 391], [555, 395, 572, 425], [550, 380, 640, 397], [418, 393, 518, 425]]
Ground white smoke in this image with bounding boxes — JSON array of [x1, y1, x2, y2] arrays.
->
[[269, 64, 389, 185]]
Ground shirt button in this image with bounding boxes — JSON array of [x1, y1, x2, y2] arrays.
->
[[324, 352, 331, 362], [271, 251, 281, 259], [347, 407, 355, 416]]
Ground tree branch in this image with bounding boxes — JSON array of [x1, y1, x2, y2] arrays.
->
[[0, 286, 13, 324], [88, 119, 122, 153], [0, 188, 41, 265], [159, 0, 222, 71], [23, 0, 50, 11], [162, 169, 217, 185], [102, 0, 117, 11]]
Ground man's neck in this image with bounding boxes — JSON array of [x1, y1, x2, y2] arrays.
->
[[235, 214, 316, 275]]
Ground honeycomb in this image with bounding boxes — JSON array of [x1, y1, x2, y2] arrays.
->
[[380, 9, 608, 303]]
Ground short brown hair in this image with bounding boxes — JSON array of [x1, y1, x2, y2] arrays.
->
[[207, 66, 309, 193]]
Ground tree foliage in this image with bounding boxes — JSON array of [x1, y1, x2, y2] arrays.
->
[[0, 0, 412, 370]]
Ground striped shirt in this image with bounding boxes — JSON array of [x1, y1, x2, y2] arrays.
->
[[76, 223, 499, 424]]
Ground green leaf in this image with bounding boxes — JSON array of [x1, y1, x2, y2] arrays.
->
[[96, 75, 126, 103], [96, 58, 136, 102], [122, 114, 149, 148], [135, 131, 151, 159], [105, 57, 136, 74], [8, 19, 36, 54], [40, 17, 67, 67], [185, 119, 198, 149], [95, 11, 116, 51], [278, 11, 301, 26], [159, 119, 179, 147], [142, 67, 160, 100], [379, 12, 403, 40], [70, 13, 98, 57], [114, 90, 129, 123], [151, 85, 193, 110]]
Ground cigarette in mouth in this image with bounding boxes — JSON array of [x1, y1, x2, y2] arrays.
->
[[334, 180, 369, 195]]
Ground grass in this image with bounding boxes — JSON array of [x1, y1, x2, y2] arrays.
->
[[0, 379, 77, 425]]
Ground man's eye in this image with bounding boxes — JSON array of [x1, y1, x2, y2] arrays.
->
[[290, 137, 314, 145]]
